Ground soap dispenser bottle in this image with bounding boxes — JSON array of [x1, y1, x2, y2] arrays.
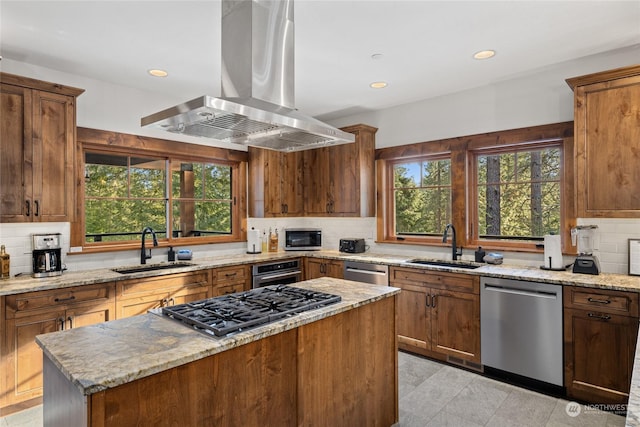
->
[[474, 246, 486, 263]]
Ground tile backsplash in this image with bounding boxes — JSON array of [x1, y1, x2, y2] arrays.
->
[[1, 217, 638, 277]]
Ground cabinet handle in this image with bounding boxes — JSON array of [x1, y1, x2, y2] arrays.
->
[[284, 204, 288, 213], [161, 298, 168, 307], [169, 298, 175, 306], [58, 317, 65, 331], [587, 297, 611, 305], [426, 294, 430, 307], [67, 316, 74, 329], [588, 312, 611, 321], [225, 272, 237, 278], [25, 200, 31, 216], [432, 295, 436, 308], [54, 296, 76, 303], [34, 200, 39, 217]]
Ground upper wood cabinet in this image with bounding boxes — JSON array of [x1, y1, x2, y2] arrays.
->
[[303, 124, 377, 216], [248, 148, 304, 217], [0, 73, 84, 223], [248, 124, 377, 217], [566, 65, 640, 218]]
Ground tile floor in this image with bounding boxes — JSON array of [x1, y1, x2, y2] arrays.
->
[[0, 351, 628, 426]]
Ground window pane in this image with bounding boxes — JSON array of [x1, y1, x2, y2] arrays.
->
[[85, 199, 166, 242], [172, 201, 231, 237], [477, 147, 560, 239], [205, 164, 232, 199], [393, 157, 452, 236], [130, 157, 166, 198], [394, 163, 420, 187], [85, 153, 128, 198]]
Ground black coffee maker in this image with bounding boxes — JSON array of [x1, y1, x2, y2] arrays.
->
[[32, 233, 63, 278]]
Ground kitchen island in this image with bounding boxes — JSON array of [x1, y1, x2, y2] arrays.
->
[[36, 278, 399, 426]]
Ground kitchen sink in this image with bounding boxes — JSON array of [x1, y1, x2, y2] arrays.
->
[[111, 262, 194, 275], [403, 259, 482, 270]]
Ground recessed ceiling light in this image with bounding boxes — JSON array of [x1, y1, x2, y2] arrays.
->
[[473, 50, 496, 60], [370, 81, 388, 89], [148, 69, 168, 77]]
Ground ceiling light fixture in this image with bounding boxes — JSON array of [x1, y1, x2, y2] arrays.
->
[[370, 81, 388, 89], [473, 50, 496, 60], [148, 69, 168, 77]]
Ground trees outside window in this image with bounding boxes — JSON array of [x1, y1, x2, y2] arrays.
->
[[476, 147, 561, 240], [393, 158, 451, 236]]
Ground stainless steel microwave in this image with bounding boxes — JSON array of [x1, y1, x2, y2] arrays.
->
[[284, 228, 322, 251]]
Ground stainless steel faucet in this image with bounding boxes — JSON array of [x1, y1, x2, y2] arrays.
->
[[442, 223, 462, 261], [141, 227, 158, 264]]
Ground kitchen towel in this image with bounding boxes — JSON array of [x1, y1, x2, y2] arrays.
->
[[544, 234, 563, 269]]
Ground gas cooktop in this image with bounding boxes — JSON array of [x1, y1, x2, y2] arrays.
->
[[161, 285, 342, 337]]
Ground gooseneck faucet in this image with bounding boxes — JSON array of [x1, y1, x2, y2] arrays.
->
[[442, 223, 462, 261], [141, 227, 158, 264]]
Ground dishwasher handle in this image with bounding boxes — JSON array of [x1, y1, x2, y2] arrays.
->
[[345, 267, 387, 276], [483, 284, 558, 299]]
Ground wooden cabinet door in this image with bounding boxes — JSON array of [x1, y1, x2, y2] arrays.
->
[[326, 143, 359, 215], [396, 283, 429, 350], [0, 83, 32, 222], [564, 308, 639, 404], [431, 288, 480, 363], [280, 151, 304, 216], [305, 259, 343, 279], [325, 260, 344, 279], [303, 147, 331, 214], [570, 67, 640, 217], [32, 90, 76, 222], [2, 310, 64, 407]]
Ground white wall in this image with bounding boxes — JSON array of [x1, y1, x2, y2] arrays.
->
[[2, 47, 639, 276]]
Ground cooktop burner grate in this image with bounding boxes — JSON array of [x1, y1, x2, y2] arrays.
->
[[162, 285, 341, 337]]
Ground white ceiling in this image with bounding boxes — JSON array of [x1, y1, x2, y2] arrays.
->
[[2, 1, 639, 121]]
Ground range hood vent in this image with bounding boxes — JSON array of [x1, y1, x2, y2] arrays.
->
[[141, 0, 354, 151]]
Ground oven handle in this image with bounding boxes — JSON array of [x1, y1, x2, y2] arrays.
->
[[256, 270, 302, 281], [345, 267, 387, 276]]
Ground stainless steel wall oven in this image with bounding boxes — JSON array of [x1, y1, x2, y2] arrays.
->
[[252, 258, 302, 288]]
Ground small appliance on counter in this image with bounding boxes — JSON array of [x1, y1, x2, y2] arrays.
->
[[247, 227, 262, 254], [483, 252, 503, 265], [284, 228, 321, 251], [339, 238, 366, 254], [32, 233, 63, 278], [177, 249, 193, 260], [571, 225, 600, 275]]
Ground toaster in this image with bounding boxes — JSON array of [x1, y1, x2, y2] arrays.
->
[[339, 238, 366, 253]]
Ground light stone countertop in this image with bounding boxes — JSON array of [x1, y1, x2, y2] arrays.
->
[[35, 278, 399, 397], [3, 250, 640, 296]]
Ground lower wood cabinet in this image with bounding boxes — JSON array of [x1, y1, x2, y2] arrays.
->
[[115, 270, 212, 318], [305, 258, 344, 280], [212, 265, 250, 295], [390, 267, 480, 365], [0, 283, 115, 413], [564, 286, 639, 404]]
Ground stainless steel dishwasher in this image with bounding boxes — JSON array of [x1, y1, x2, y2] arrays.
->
[[481, 276, 563, 386], [343, 261, 389, 285]]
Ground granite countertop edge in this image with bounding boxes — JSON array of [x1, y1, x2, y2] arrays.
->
[[3, 250, 640, 296], [35, 278, 399, 396]]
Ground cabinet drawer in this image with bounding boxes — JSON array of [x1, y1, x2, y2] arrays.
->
[[215, 283, 245, 296], [390, 267, 478, 294], [118, 271, 210, 299], [214, 265, 248, 285], [564, 287, 639, 317], [6, 283, 114, 318]]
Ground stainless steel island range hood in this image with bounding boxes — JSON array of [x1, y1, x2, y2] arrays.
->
[[141, 0, 354, 151]]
